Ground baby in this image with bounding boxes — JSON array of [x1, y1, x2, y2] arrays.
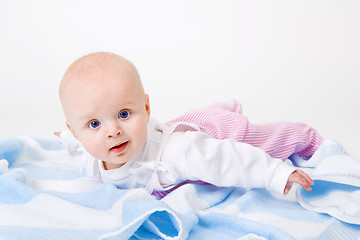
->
[[58, 52, 313, 197]]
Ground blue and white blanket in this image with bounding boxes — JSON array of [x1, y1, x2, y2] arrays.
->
[[0, 136, 360, 240]]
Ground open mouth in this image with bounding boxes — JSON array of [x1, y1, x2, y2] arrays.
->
[[109, 141, 129, 153]]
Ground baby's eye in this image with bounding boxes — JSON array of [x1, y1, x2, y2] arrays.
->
[[89, 120, 101, 129], [119, 110, 130, 119]]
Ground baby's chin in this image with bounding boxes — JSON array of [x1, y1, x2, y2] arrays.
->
[[102, 160, 127, 170]]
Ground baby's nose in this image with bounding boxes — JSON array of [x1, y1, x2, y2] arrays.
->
[[107, 124, 123, 138]]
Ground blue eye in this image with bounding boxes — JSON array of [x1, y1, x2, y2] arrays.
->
[[119, 110, 130, 119], [89, 120, 100, 129]]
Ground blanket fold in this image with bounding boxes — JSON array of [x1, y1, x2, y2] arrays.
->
[[295, 140, 360, 225]]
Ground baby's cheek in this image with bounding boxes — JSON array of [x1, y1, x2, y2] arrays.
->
[[137, 128, 148, 146], [84, 141, 105, 160]]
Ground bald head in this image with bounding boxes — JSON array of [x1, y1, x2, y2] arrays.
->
[[60, 52, 142, 103], [59, 52, 146, 121]]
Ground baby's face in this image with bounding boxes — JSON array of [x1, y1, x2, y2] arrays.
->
[[62, 63, 150, 168]]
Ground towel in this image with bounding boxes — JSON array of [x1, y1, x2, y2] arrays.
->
[[0, 136, 359, 239], [295, 140, 360, 225]]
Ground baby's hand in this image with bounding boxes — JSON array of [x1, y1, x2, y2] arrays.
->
[[54, 132, 61, 137], [284, 170, 314, 195]]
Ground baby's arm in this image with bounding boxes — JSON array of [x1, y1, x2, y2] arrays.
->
[[284, 170, 314, 195], [169, 131, 299, 195]]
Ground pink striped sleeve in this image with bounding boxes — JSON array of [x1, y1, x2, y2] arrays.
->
[[167, 100, 324, 160]]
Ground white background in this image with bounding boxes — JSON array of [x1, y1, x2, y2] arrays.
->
[[0, 1, 359, 160]]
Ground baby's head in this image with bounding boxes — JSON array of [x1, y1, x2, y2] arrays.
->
[[59, 52, 150, 169]]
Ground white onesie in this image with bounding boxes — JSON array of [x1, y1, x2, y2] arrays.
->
[[60, 117, 297, 195]]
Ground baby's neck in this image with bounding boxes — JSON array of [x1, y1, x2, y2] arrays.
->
[[102, 161, 125, 170]]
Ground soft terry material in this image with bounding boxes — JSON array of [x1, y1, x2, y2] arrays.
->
[[295, 140, 360, 225], [0, 136, 360, 239]]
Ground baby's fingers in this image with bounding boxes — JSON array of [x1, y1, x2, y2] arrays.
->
[[284, 184, 292, 195], [296, 170, 314, 186], [290, 170, 314, 192]]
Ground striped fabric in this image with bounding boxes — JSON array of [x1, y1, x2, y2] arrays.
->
[[152, 100, 324, 198], [1, 136, 359, 239], [167, 99, 324, 160]]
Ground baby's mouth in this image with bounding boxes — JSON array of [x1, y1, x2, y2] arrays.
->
[[109, 141, 129, 153]]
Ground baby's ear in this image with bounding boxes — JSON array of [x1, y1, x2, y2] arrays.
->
[[145, 94, 151, 118], [66, 121, 78, 139]]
